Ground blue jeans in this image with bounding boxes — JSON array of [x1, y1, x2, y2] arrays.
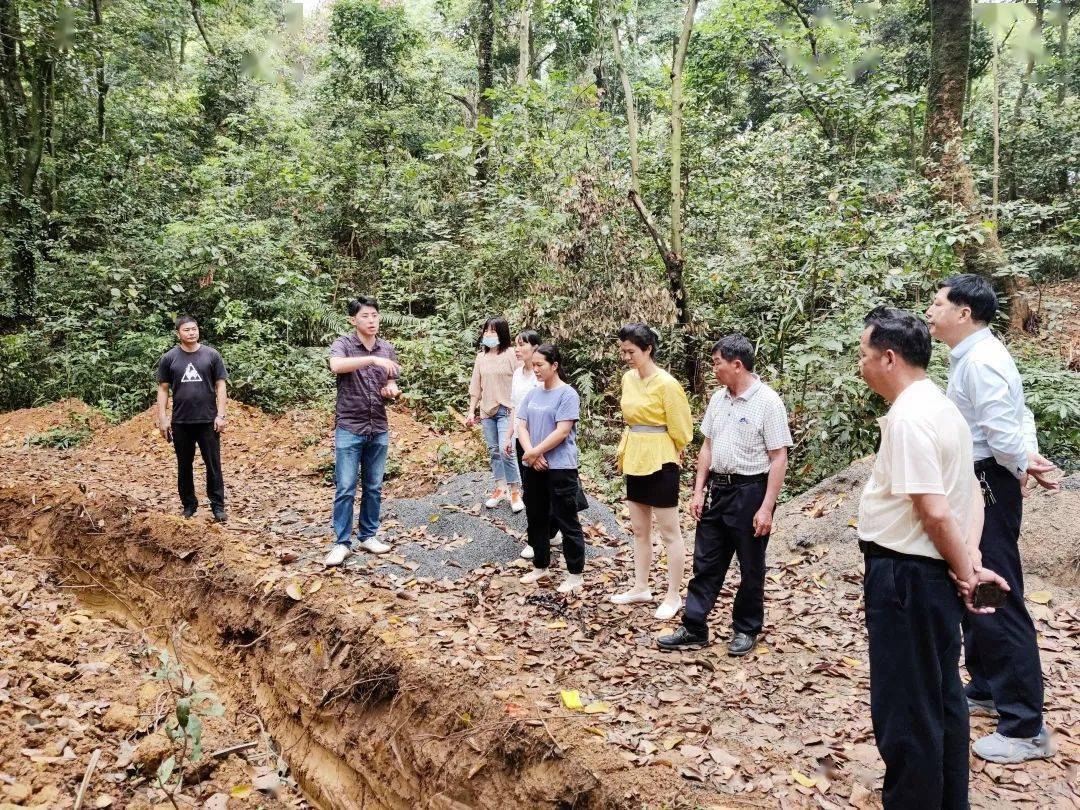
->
[[332, 427, 389, 546], [480, 406, 520, 486]]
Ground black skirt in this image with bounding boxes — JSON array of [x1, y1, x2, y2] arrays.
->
[[625, 462, 680, 508]]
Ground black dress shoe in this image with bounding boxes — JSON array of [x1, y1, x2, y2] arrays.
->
[[657, 625, 709, 651], [211, 507, 228, 524], [182, 506, 197, 519], [728, 632, 757, 656]]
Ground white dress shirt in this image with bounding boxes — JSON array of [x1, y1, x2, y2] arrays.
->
[[945, 328, 1037, 479]]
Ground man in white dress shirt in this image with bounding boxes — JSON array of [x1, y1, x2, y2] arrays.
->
[[856, 306, 1009, 808], [927, 274, 1058, 764]]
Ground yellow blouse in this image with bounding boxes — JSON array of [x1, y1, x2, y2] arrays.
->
[[615, 368, 693, 476]]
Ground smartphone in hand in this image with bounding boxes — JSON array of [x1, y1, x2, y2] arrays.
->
[[972, 582, 1008, 609]]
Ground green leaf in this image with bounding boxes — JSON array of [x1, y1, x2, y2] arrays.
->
[[157, 755, 176, 786]]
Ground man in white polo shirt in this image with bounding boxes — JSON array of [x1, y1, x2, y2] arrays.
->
[[857, 306, 1009, 809], [658, 333, 792, 656]]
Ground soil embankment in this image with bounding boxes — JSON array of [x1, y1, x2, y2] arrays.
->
[[0, 401, 1077, 808]]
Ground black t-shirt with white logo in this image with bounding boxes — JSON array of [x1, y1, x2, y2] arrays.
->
[[156, 344, 229, 424]]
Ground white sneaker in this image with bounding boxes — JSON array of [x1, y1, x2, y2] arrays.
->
[[551, 531, 563, 546], [358, 537, 391, 555], [520, 544, 534, 560], [610, 589, 653, 605], [485, 488, 507, 509], [510, 492, 525, 513], [557, 574, 584, 594], [324, 544, 350, 567], [654, 596, 682, 621], [519, 568, 550, 585]]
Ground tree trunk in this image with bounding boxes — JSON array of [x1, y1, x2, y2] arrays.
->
[[923, 0, 1031, 331], [190, 0, 215, 55], [1005, 0, 1042, 200], [475, 0, 494, 184], [90, 0, 107, 142], [611, 0, 698, 384], [516, 0, 530, 86], [1058, 0, 1070, 192]]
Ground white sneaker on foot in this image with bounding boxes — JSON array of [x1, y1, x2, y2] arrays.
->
[[359, 537, 391, 555], [610, 588, 653, 605], [972, 728, 1054, 763], [510, 491, 525, 513], [654, 596, 682, 621], [520, 544, 534, 560], [324, 544, 350, 567], [485, 488, 507, 509], [519, 568, 550, 585], [557, 574, 584, 594]]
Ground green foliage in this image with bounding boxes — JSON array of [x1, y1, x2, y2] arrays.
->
[[1, 0, 1077, 492], [28, 413, 93, 450]]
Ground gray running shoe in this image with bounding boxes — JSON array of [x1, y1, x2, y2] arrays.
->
[[967, 696, 999, 718], [972, 727, 1054, 764]]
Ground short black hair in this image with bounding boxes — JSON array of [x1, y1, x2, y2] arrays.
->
[[175, 315, 198, 330], [516, 329, 542, 347], [864, 307, 932, 369], [535, 343, 566, 379], [618, 323, 658, 357], [711, 333, 755, 372], [347, 296, 379, 316], [479, 317, 511, 353], [942, 274, 998, 324]]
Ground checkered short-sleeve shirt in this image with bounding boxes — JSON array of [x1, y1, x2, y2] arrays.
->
[[700, 378, 792, 475]]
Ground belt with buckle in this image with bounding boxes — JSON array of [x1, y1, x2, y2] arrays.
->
[[709, 471, 768, 487]]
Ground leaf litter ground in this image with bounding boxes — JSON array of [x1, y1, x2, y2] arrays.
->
[[1, 400, 1077, 808]]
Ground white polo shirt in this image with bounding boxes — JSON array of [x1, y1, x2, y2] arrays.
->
[[700, 377, 792, 476], [858, 379, 976, 560]]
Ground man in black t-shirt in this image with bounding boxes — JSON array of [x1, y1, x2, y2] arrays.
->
[[155, 316, 230, 522]]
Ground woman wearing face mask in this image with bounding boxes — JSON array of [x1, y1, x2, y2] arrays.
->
[[506, 330, 543, 555], [467, 317, 522, 512], [517, 344, 586, 594], [612, 323, 693, 621]]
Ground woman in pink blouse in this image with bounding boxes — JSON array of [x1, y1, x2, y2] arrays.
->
[[467, 317, 523, 512]]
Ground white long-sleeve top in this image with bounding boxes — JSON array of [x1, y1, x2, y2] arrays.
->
[[945, 328, 1038, 479]]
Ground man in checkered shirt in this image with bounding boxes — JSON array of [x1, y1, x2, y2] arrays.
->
[[659, 334, 792, 656]]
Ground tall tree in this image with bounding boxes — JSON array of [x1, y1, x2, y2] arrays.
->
[[90, 0, 108, 142], [0, 0, 58, 324], [475, 0, 494, 184], [923, 0, 1030, 331], [609, 0, 699, 382]]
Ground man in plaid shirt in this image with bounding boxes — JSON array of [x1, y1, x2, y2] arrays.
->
[[658, 334, 792, 656]]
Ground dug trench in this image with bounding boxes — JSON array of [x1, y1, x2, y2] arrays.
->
[[2, 400, 1078, 808], [0, 482, 664, 809]]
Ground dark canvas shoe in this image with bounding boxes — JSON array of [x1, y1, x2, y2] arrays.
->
[[728, 632, 757, 656], [182, 506, 197, 519], [211, 507, 228, 524], [657, 626, 709, 651]]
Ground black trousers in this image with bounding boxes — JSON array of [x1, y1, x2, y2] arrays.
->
[[865, 554, 968, 810], [172, 422, 225, 510], [683, 478, 769, 637], [963, 462, 1044, 738], [522, 466, 585, 574]]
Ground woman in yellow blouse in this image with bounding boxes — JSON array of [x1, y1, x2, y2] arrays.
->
[[612, 324, 693, 620]]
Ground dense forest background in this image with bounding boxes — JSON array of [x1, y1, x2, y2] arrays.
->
[[1, 0, 1077, 491]]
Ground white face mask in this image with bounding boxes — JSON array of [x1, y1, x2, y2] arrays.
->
[[481, 335, 500, 348]]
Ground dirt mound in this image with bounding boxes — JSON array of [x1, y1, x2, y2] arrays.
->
[[1030, 279, 1080, 370], [0, 399, 105, 449], [771, 457, 1080, 587]]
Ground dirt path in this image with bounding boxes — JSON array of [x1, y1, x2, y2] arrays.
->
[[1, 401, 1077, 808]]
